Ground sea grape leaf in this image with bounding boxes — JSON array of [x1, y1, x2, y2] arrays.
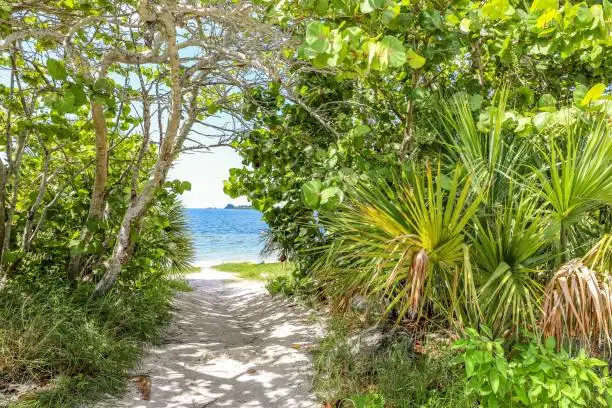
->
[[305, 22, 330, 53], [301, 180, 323, 209], [68, 83, 88, 106], [320, 187, 343, 208], [530, 0, 558, 13], [46, 58, 68, 81], [406, 49, 426, 69], [381, 36, 406, 68], [580, 83, 605, 106]]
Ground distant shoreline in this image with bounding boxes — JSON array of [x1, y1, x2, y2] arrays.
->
[[223, 204, 254, 210]]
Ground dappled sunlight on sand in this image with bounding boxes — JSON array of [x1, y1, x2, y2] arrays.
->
[[96, 268, 322, 408]]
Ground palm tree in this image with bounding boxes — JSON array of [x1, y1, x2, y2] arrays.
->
[[314, 89, 611, 349]]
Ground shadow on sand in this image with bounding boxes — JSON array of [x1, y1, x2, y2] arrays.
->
[[102, 269, 322, 408]]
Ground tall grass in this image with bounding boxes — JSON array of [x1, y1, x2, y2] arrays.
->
[[313, 319, 476, 408], [0, 277, 184, 407]]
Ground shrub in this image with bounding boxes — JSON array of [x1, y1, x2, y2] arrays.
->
[[313, 320, 476, 408], [265, 267, 314, 299], [455, 327, 612, 408]]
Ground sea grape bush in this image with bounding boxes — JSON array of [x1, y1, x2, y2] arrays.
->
[[455, 328, 612, 408]]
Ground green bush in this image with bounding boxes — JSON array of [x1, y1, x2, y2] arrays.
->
[[455, 328, 612, 408], [266, 275, 296, 296], [265, 267, 314, 299]]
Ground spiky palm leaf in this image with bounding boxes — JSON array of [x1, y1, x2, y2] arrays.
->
[[438, 88, 532, 205], [583, 234, 612, 274], [140, 199, 195, 277], [315, 163, 481, 323], [260, 228, 296, 262], [534, 118, 612, 259], [473, 190, 549, 336]]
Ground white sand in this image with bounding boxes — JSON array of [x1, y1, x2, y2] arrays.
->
[[98, 267, 323, 408]]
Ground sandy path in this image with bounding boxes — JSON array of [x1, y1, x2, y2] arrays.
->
[[104, 268, 323, 408]]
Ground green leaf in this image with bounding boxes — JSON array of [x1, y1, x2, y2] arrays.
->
[[305, 22, 330, 53], [353, 124, 371, 136], [538, 93, 556, 108], [406, 49, 426, 69], [46, 58, 68, 81], [482, 0, 510, 20], [580, 83, 605, 106], [545, 336, 556, 350], [468, 94, 483, 111], [573, 84, 588, 105], [529, 0, 559, 13], [301, 180, 323, 209], [490, 372, 500, 393], [487, 394, 499, 408], [180, 181, 192, 192], [314, 0, 328, 15], [68, 83, 88, 106], [380, 36, 406, 68], [533, 111, 551, 130], [94, 78, 112, 93], [359, 0, 384, 13], [320, 186, 343, 207], [460, 18, 471, 33], [465, 357, 475, 377]]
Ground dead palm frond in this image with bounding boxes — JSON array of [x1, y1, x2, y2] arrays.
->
[[541, 259, 612, 354]]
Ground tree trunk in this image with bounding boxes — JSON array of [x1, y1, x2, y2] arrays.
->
[[68, 100, 109, 282], [2, 133, 27, 278], [0, 162, 7, 264], [92, 11, 181, 297], [92, 170, 165, 296], [399, 71, 419, 161], [22, 154, 51, 251]]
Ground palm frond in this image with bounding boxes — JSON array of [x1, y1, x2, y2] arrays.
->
[[541, 260, 612, 354], [140, 199, 195, 277], [438, 87, 532, 205], [315, 163, 481, 324], [473, 189, 549, 335], [583, 234, 612, 274], [534, 117, 612, 259]]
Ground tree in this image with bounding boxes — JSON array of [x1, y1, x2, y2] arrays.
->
[[0, 0, 294, 295], [227, 0, 611, 270]]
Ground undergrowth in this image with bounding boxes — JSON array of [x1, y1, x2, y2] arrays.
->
[[0, 277, 188, 407], [313, 319, 476, 408]]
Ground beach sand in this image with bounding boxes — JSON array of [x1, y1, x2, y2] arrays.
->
[[97, 265, 323, 408]]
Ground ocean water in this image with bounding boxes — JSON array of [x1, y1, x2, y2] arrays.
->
[[185, 208, 268, 264]]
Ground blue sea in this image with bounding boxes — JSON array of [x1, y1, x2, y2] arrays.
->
[[185, 208, 268, 264]]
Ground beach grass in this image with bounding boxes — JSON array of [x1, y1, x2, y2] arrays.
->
[[211, 262, 293, 281]]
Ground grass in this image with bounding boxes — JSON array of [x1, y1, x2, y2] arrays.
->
[[211, 261, 293, 281], [313, 319, 476, 408], [0, 277, 189, 407]]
